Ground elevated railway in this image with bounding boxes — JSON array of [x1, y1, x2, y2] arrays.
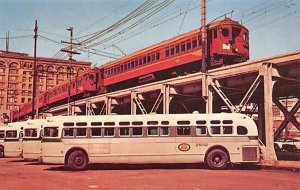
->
[[46, 50, 300, 162]]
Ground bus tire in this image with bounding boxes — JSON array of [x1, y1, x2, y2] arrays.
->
[[206, 149, 229, 170], [67, 150, 88, 171], [0, 147, 3, 158]]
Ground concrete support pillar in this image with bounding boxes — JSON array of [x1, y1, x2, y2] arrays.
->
[[262, 63, 277, 161], [257, 103, 265, 144], [106, 96, 112, 115], [131, 92, 137, 115], [207, 83, 213, 113], [163, 85, 170, 114]]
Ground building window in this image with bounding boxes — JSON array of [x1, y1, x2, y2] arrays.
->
[[9, 76, 18, 81]]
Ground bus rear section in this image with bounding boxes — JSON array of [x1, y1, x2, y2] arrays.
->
[[41, 113, 259, 170], [22, 119, 47, 160], [4, 122, 24, 158]]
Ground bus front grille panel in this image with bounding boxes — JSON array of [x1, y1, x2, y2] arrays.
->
[[242, 147, 257, 161]]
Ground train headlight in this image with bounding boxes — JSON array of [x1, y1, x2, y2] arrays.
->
[[222, 43, 230, 50], [234, 48, 238, 53]]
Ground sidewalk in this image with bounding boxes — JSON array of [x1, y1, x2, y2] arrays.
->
[[260, 160, 300, 171]]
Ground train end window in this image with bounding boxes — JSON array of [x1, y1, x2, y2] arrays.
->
[[160, 127, 169, 136], [177, 126, 191, 136], [119, 128, 130, 137], [237, 126, 248, 135], [196, 126, 207, 135], [91, 128, 102, 137], [213, 29, 217, 39], [222, 28, 229, 37], [147, 127, 158, 136], [243, 33, 248, 41], [76, 128, 87, 137], [132, 127, 143, 136]]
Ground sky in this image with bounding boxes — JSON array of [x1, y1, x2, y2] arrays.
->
[[0, 0, 299, 66]]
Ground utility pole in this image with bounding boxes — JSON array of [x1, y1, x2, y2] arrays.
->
[[6, 31, 9, 52], [201, 0, 209, 111], [31, 20, 38, 119], [61, 27, 81, 116]]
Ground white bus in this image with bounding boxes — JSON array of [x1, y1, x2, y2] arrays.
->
[[22, 119, 47, 160], [41, 113, 259, 170], [3, 122, 24, 157], [0, 125, 6, 157]]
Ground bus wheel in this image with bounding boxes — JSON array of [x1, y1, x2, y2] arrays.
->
[[67, 150, 88, 171], [0, 147, 3, 158], [207, 149, 229, 170]]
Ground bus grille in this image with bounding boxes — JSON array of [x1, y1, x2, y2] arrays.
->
[[242, 147, 258, 161]]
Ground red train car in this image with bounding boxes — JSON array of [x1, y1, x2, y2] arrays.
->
[[101, 18, 249, 91], [12, 18, 249, 120]]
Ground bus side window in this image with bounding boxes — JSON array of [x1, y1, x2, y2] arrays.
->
[[63, 128, 74, 137], [223, 126, 233, 134], [147, 127, 158, 136], [91, 128, 102, 137], [132, 127, 143, 136], [237, 126, 248, 135], [104, 128, 114, 137], [44, 127, 58, 137], [177, 126, 191, 136], [160, 127, 169, 136], [211, 126, 220, 134], [196, 126, 207, 135], [76, 128, 87, 137], [119, 127, 130, 137]]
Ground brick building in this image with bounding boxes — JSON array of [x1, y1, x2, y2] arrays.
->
[[0, 50, 91, 123]]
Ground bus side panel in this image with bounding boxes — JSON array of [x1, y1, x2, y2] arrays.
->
[[42, 141, 65, 164], [22, 140, 42, 160], [4, 141, 22, 157]]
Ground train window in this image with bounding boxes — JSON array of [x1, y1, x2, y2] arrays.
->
[[156, 52, 160, 60], [186, 40, 191, 50], [120, 64, 124, 72], [104, 128, 115, 137], [170, 46, 175, 55], [119, 128, 130, 136], [151, 53, 155, 62], [147, 127, 158, 136], [143, 56, 147, 64], [147, 55, 151, 63], [131, 60, 134, 68], [213, 29, 217, 39], [243, 33, 248, 41], [160, 127, 169, 136], [114, 67, 117, 74], [117, 66, 120, 73], [198, 37, 202, 46], [135, 59, 138, 67], [222, 28, 229, 37], [139, 58, 142, 65], [192, 39, 197, 48], [124, 63, 127, 70], [127, 61, 130, 69], [165, 47, 170, 57], [91, 128, 102, 137], [175, 45, 180, 54], [181, 42, 185, 52], [132, 127, 143, 136], [177, 126, 191, 136]]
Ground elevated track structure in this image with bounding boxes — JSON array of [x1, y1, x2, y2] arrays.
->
[[46, 50, 300, 162]]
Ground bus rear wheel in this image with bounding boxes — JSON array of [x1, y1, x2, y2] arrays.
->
[[0, 147, 3, 158], [206, 149, 229, 170], [67, 150, 88, 171]]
